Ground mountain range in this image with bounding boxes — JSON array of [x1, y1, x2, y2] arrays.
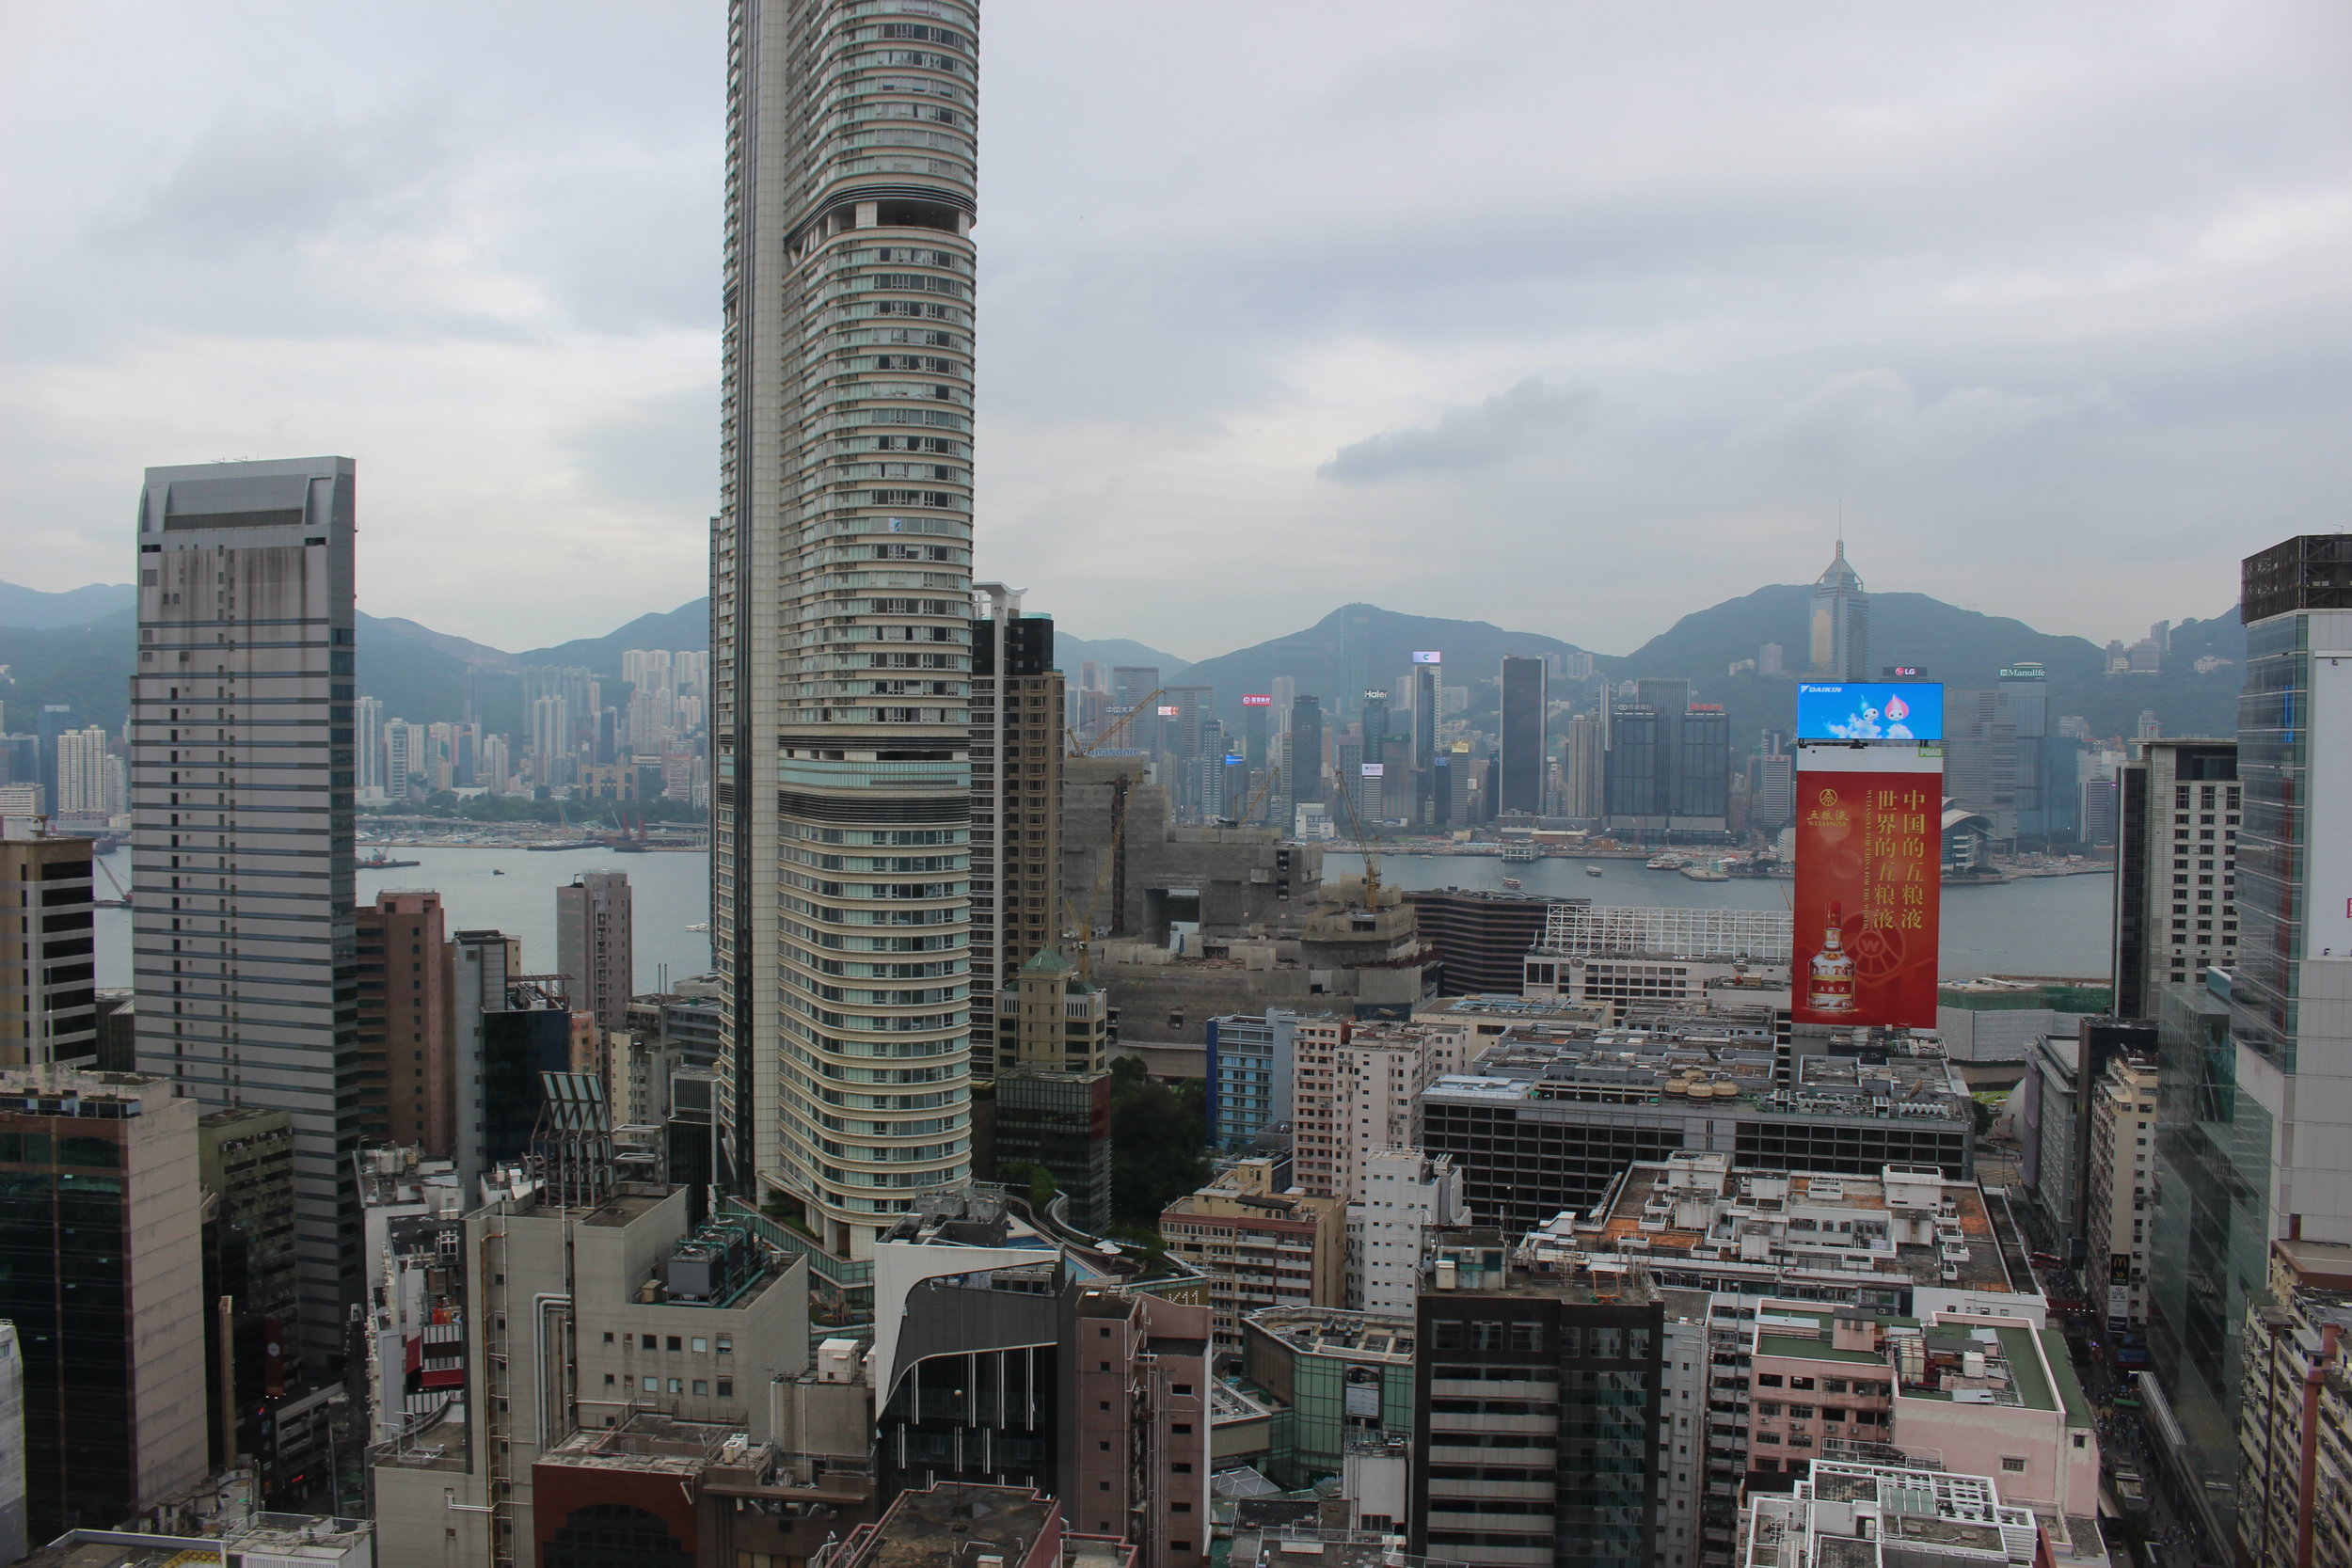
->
[[0, 578, 2246, 746]]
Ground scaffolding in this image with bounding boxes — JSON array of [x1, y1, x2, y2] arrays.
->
[[1538, 903, 1792, 963]]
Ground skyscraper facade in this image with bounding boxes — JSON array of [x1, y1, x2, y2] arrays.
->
[[1497, 654, 1547, 816], [0, 832, 97, 1069], [715, 0, 978, 1255], [969, 584, 1062, 1076], [130, 455, 358, 1370], [2147, 534, 2351, 1544], [356, 889, 455, 1153], [1808, 540, 1869, 679]]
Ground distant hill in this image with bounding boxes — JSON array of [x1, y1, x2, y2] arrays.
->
[[1051, 632, 1190, 683], [1178, 603, 1592, 725], [0, 580, 135, 630], [1612, 584, 2245, 744], [513, 599, 709, 677]]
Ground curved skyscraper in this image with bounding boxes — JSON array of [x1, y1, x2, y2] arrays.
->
[[1808, 539, 1869, 680], [715, 0, 978, 1255]]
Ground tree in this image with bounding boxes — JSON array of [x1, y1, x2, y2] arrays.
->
[[1107, 1056, 1209, 1228]]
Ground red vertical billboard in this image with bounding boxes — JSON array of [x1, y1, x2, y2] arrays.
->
[[1792, 749, 1943, 1026]]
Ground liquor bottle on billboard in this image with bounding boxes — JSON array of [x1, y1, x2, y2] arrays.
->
[[1808, 902, 1856, 1014]]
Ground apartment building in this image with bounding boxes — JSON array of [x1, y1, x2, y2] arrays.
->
[[1160, 1158, 1344, 1351]]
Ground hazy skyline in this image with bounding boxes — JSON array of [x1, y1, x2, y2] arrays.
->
[[4, 1, 2347, 660]]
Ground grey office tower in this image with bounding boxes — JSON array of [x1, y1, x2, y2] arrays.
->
[[131, 455, 358, 1371]]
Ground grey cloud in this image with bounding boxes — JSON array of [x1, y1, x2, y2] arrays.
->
[[1318, 379, 1603, 483], [564, 383, 719, 513]]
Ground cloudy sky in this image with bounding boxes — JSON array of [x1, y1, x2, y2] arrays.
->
[[4, 2, 2348, 660]]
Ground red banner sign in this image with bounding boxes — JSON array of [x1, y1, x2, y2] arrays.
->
[[1792, 769, 1940, 1026]]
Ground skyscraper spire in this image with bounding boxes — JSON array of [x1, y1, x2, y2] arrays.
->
[[1809, 538, 1869, 678]]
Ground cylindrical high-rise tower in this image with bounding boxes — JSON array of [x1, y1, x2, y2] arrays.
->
[[716, 0, 978, 1256]]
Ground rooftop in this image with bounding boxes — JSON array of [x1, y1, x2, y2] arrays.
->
[[834, 1482, 1061, 1568], [1524, 1155, 2024, 1297], [1241, 1307, 1416, 1363]]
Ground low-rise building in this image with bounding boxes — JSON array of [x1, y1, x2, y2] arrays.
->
[[1160, 1159, 1344, 1352], [818, 1481, 1139, 1568], [1239, 1307, 1416, 1492], [16, 1513, 373, 1568], [1417, 1018, 1973, 1237], [1739, 1462, 2068, 1568]]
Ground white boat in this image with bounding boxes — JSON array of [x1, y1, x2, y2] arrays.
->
[[1644, 853, 1687, 871], [686, 921, 710, 933], [1585, 865, 1604, 878], [1501, 878, 1523, 891]]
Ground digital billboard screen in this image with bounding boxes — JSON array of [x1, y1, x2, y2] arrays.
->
[[1795, 683, 1945, 742], [1241, 694, 1273, 707], [1360, 763, 1385, 778], [1411, 651, 1441, 664]]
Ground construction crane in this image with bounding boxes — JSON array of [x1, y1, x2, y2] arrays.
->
[[1327, 766, 1387, 913], [1216, 764, 1280, 830], [1066, 688, 1167, 757]]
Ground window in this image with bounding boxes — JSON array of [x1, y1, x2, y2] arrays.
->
[[668, 1378, 683, 1394], [1756, 1373, 1784, 1387], [717, 1379, 734, 1398], [1508, 1323, 1543, 1353], [1823, 1379, 1848, 1394], [643, 1376, 659, 1392], [642, 1334, 657, 1350], [667, 1336, 683, 1353], [1171, 1422, 1193, 1434], [717, 1336, 733, 1355], [1100, 1327, 1111, 1338], [1099, 1482, 1111, 1493], [1172, 1383, 1194, 1396], [692, 1338, 708, 1354], [603, 1374, 615, 1386], [693, 1380, 708, 1396], [1432, 1320, 1465, 1352], [603, 1332, 614, 1343], [2002, 1456, 2027, 1473], [1171, 1503, 1193, 1513], [1788, 1377, 1815, 1390]]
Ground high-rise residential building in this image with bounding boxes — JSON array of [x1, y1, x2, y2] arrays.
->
[[990, 947, 1114, 1231], [1498, 654, 1547, 816], [556, 870, 635, 1034], [131, 455, 358, 1371], [2110, 738, 2239, 1018], [1808, 539, 1869, 679], [52, 725, 110, 817], [1203, 1009, 1299, 1150], [1353, 1148, 1466, 1314], [2234, 1240, 2352, 1568], [356, 890, 454, 1154], [0, 1068, 208, 1541], [712, 0, 979, 1256], [2083, 1045, 2159, 1327], [383, 716, 417, 799], [1290, 1018, 1470, 1204], [354, 695, 383, 793], [34, 705, 75, 821], [971, 585, 1064, 1073], [2148, 534, 2352, 1548], [1561, 710, 1605, 821], [0, 831, 97, 1068]]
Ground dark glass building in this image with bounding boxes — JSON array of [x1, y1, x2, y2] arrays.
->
[[1498, 656, 1548, 816]]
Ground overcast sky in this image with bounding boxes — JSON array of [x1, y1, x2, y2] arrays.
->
[[4, 2, 2348, 660]]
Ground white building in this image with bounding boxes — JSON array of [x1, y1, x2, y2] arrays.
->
[[52, 725, 110, 816], [2085, 1050, 2158, 1325], [1347, 1148, 1466, 1314]]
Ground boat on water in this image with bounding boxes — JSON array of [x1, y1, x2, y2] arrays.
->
[[1585, 864, 1604, 878], [686, 921, 711, 933], [358, 854, 421, 870], [492, 868, 505, 875], [1501, 877, 1523, 891], [527, 840, 600, 852], [1680, 859, 1731, 882], [1644, 852, 1687, 870]]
